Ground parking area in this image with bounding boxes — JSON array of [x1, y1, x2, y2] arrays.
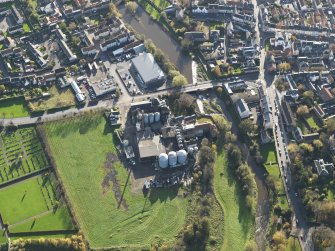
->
[[116, 62, 142, 96]]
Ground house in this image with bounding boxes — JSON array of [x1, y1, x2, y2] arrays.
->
[[281, 99, 296, 131], [260, 95, 273, 130], [81, 45, 98, 56], [319, 87, 334, 102], [314, 159, 334, 176], [58, 39, 77, 62], [27, 42, 48, 68], [184, 32, 206, 42], [11, 6, 24, 24], [7, 24, 23, 35], [235, 99, 251, 119], [100, 37, 118, 52], [55, 28, 67, 41]]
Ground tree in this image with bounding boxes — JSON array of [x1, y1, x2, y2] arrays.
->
[[272, 231, 287, 250], [168, 70, 180, 79], [79, 58, 87, 66], [312, 139, 323, 150], [212, 65, 221, 77], [303, 90, 314, 102], [68, 22, 77, 31], [177, 93, 195, 114], [125, 1, 138, 14], [109, 3, 121, 17], [216, 87, 223, 96], [326, 118, 335, 134], [181, 38, 192, 51], [144, 40, 156, 54], [244, 240, 257, 251], [172, 74, 187, 88], [70, 65, 79, 72], [239, 119, 256, 136], [278, 62, 291, 72], [296, 105, 309, 117], [0, 84, 5, 93], [72, 36, 81, 45]]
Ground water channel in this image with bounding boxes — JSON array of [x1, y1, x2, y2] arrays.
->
[[118, 4, 193, 83]]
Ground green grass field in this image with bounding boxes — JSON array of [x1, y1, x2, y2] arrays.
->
[[0, 97, 29, 118], [213, 154, 254, 251], [0, 127, 49, 184], [260, 143, 277, 164], [9, 206, 74, 232], [44, 115, 189, 249], [0, 175, 56, 224]]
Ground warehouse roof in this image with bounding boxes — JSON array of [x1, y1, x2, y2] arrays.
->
[[131, 52, 165, 84]]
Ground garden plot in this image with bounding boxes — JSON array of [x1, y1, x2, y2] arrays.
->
[[0, 127, 49, 184]]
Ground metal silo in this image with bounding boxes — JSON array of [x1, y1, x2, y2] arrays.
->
[[159, 153, 169, 168], [168, 151, 177, 167], [154, 112, 160, 122], [177, 150, 187, 164], [149, 113, 155, 124], [143, 113, 149, 124]]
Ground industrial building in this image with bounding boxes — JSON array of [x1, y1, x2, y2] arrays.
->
[[125, 98, 216, 169], [130, 52, 166, 88]]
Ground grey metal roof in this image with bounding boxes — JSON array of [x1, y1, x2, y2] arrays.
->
[[131, 52, 165, 84]]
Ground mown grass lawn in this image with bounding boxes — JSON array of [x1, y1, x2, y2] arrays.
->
[[0, 175, 54, 224], [305, 116, 319, 130], [213, 153, 254, 251], [44, 115, 188, 249], [0, 97, 29, 118], [9, 206, 74, 232], [260, 143, 277, 164], [22, 23, 31, 33]]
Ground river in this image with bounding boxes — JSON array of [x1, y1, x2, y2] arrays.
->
[[118, 5, 193, 83]]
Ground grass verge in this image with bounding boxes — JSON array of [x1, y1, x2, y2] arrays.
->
[[213, 153, 254, 251]]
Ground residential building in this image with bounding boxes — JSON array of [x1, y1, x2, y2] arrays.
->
[[58, 39, 77, 62], [314, 159, 334, 176]]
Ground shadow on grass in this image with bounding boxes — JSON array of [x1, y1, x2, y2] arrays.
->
[[46, 114, 104, 138], [148, 186, 179, 205]]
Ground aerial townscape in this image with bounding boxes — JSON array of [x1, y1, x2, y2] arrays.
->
[[0, 0, 335, 250]]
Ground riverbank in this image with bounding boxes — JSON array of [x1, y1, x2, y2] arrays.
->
[[118, 4, 193, 83]]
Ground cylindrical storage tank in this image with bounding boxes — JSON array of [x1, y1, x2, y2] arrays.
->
[[188, 147, 194, 154], [168, 151, 177, 167], [154, 112, 160, 122], [143, 113, 149, 124], [159, 153, 169, 168], [149, 113, 155, 124], [194, 146, 199, 152], [177, 149, 187, 164]]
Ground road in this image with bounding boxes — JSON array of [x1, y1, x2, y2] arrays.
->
[[253, 1, 315, 249]]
